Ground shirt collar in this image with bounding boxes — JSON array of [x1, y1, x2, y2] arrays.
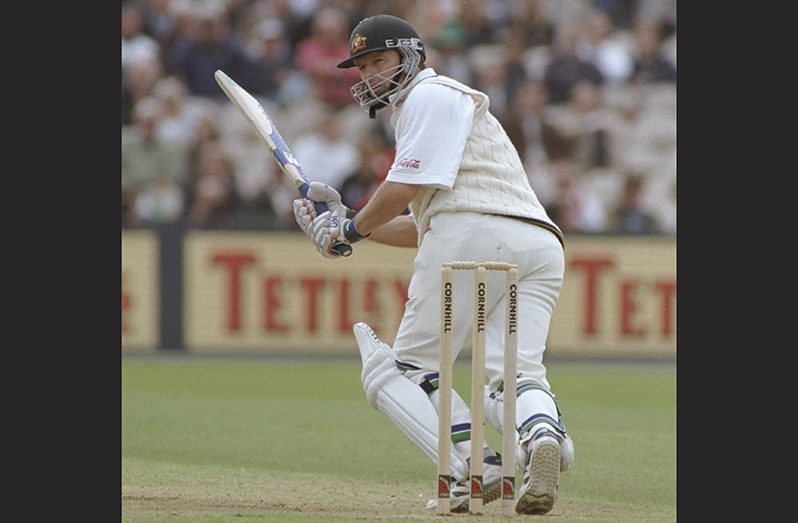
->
[[389, 67, 438, 109]]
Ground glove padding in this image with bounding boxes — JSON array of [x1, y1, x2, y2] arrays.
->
[[311, 209, 371, 258], [292, 198, 316, 237], [306, 182, 349, 219], [310, 210, 352, 258]]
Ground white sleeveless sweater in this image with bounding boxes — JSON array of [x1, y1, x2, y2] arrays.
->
[[393, 74, 561, 246]]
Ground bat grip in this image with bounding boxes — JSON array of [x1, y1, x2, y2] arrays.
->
[[298, 183, 353, 257]]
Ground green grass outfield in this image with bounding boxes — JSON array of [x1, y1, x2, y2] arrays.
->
[[122, 355, 675, 522]]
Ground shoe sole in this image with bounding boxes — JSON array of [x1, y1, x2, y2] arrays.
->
[[515, 439, 560, 515], [482, 477, 502, 505]]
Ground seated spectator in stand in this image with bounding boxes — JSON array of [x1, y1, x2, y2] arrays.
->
[[501, 32, 532, 106], [456, 0, 499, 47], [122, 54, 162, 126], [168, 4, 255, 98], [184, 143, 242, 228], [629, 16, 676, 85], [340, 131, 394, 211], [150, 0, 197, 75], [636, 0, 677, 37], [500, 80, 572, 180], [122, 1, 160, 71], [547, 79, 627, 173], [607, 173, 661, 234], [543, 24, 604, 104], [152, 75, 200, 152], [470, 49, 511, 120], [544, 161, 607, 233], [293, 6, 361, 109], [576, 9, 633, 84], [263, 161, 306, 230], [243, 18, 309, 107], [505, 0, 555, 49], [141, 0, 179, 48], [185, 115, 223, 195], [122, 97, 187, 226], [429, 23, 473, 85], [291, 110, 360, 190]]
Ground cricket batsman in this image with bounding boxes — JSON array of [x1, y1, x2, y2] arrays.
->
[[293, 14, 574, 514]]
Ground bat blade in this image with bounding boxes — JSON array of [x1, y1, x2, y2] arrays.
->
[[214, 69, 352, 257]]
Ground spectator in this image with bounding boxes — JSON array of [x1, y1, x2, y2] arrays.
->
[[340, 131, 395, 211], [504, 0, 555, 49], [122, 1, 160, 71], [636, 0, 677, 37], [607, 173, 661, 234], [429, 23, 473, 85], [629, 16, 676, 85], [140, 0, 176, 41], [140, 0, 182, 58], [243, 18, 309, 107], [122, 0, 162, 125], [291, 110, 360, 190], [263, 161, 305, 230], [543, 24, 604, 104], [576, 9, 633, 84], [592, 0, 639, 30], [456, 0, 498, 47], [547, 79, 627, 172], [194, 110, 282, 228], [500, 80, 572, 181], [644, 161, 676, 234], [151, 75, 200, 151], [122, 54, 162, 125], [293, 6, 362, 109], [268, 0, 318, 53], [122, 97, 187, 226], [469, 48, 511, 119], [186, 114, 222, 180], [184, 143, 242, 228], [544, 161, 607, 233], [499, 31, 531, 107], [168, 4, 255, 98]]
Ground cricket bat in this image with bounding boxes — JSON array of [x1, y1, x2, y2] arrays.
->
[[214, 69, 353, 257]]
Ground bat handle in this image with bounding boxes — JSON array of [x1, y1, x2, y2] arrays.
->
[[298, 184, 353, 257]]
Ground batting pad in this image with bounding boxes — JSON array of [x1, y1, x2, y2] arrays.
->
[[354, 322, 469, 481], [483, 385, 574, 472]]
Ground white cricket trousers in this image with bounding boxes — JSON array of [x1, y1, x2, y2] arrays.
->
[[393, 211, 564, 393]]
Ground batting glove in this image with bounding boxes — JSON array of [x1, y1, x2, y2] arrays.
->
[[292, 198, 316, 237], [306, 182, 351, 218], [310, 210, 348, 258], [310, 211, 370, 258], [293, 182, 355, 238]]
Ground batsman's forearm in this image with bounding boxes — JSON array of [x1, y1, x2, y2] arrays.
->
[[368, 215, 418, 247], [352, 181, 419, 238]]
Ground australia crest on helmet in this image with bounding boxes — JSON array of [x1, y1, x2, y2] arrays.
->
[[350, 33, 367, 53]]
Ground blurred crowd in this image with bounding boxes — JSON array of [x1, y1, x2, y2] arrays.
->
[[122, 0, 676, 235]]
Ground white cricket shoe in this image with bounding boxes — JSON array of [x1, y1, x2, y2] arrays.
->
[[515, 430, 561, 515], [425, 452, 504, 513], [425, 479, 471, 513], [481, 451, 504, 504]]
